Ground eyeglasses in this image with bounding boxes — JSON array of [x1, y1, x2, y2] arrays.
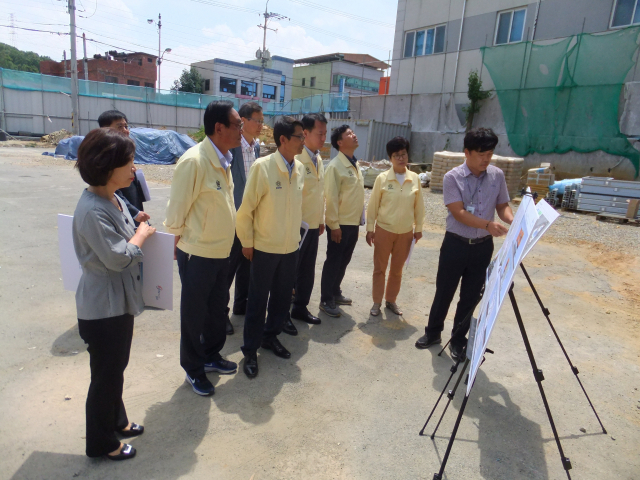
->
[[290, 134, 305, 141], [392, 153, 408, 160], [229, 121, 244, 130], [246, 118, 264, 126]]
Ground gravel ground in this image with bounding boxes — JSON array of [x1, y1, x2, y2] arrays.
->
[[7, 148, 640, 255]]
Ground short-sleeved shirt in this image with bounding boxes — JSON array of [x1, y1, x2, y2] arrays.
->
[[443, 163, 510, 239]]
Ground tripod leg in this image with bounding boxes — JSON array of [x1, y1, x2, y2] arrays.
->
[[509, 285, 573, 480], [437, 286, 484, 357], [431, 359, 469, 439], [420, 360, 462, 435], [433, 393, 471, 480], [520, 263, 607, 434]]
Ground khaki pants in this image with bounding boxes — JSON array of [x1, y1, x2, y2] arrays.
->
[[372, 226, 414, 303]]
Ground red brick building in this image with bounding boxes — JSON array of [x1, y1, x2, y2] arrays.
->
[[40, 51, 157, 87]]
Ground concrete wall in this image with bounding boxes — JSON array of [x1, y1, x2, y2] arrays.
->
[[352, 92, 640, 180], [391, 0, 635, 97]]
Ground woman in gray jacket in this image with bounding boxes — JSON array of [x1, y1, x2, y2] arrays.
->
[[73, 128, 156, 460]]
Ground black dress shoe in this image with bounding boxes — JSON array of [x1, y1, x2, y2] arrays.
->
[[415, 333, 442, 349], [243, 354, 258, 378], [282, 318, 298, 336], [291, 308, 321, 325], [449, 342, 466, 363], [118, 423, 144, 438], [226, 317, 234, 335], [261, 337, 291, 359]]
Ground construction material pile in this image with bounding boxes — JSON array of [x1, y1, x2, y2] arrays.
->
[[41, 129, 72, 146], [430, 151, 524, 198], [527, 164, 555, 202], [358, 159, 391, 188], [259, 125, 274, 145]]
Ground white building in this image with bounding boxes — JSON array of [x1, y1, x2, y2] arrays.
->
[[192, 55, 294, 106]]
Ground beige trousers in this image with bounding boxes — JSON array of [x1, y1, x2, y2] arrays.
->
[[372, 226, 414, 303]]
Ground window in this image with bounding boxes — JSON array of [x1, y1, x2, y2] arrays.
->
[[138, 59, 142, 66], [403, 25, 446, 57], [220, 77, 237, 93], [145, 82, 154, 88], [147, 57, 153, 62], [332, 74, 379, 93], [281, 75, 286, 85], [240, 80, 257, 96], [611, 0, 640, 27], [204, 79, 210, 91], [495, 8, 526, 45], [263, 84, 276, 100], [310, 76, 316, 87], [127, 79, 140, 86], [302, 78, 306, 86], [104, 75, 118, 84]]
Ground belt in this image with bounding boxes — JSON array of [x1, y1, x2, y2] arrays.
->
[[446, 231, 492, 245]]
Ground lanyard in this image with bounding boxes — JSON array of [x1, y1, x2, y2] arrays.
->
[[465, 173, 486, 206]]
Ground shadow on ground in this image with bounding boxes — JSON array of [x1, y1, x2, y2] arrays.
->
[[427, 351, 549, 480], [50, 323, 87, 357]]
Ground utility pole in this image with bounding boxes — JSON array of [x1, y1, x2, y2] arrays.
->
[[68, 0, 80, 135], [148, 14, 168, 90], [82, 33, 89, 81], [257, 1, 288, 103]]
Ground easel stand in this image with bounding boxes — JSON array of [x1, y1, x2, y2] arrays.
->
[[519, 263, 607, 434], [508, 284, 573, 480], [422, 276, 607, 479]]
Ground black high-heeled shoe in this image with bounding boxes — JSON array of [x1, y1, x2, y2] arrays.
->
[[118, 423, 144, 438], [106, 444, 136, 461]]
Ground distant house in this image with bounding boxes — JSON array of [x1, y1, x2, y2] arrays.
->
[[192, 55, 294, 105], [40, 51, 157, 88], [291, 53, 389, 99]]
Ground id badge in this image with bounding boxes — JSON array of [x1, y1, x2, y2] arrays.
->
[[465, 205, 475, 215]]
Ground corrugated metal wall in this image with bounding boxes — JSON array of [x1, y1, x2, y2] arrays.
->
[[327, 119, 411, 162]]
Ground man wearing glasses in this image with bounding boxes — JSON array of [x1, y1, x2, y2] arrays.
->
[[236, 116, 305, 378], [164, 101, 243, 396], [226, 102, 263, 335], [97, 110, 150, 225]]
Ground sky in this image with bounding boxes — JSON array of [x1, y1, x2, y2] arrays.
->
[[0, 0, 398, 89]]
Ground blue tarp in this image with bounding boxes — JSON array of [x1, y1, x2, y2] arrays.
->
[[49, 128, 196, 164]]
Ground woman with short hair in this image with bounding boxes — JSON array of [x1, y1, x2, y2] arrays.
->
[[73, 128, 156, 460], [366, 136, 425, 316]]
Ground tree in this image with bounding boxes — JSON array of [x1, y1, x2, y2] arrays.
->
[[171, 67, 204, 94], [462, 70, 491, 131], [0, 42, 52, 73]]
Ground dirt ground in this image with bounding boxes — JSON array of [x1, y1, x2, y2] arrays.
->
[[1, 147, 639, 480]]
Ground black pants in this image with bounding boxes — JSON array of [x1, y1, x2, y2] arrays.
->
[[78, 314, 134, 457], [227, 234, 251, 314], [242, 249, 299, 356], [177, 249, 229, 378], [293, 228, 319, 310], [426, 232, 494, 347], [320, 225, 359, 303]]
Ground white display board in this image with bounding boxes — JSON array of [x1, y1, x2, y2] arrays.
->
[[466, 195, 559, 395], [58, 214, 174, 310]]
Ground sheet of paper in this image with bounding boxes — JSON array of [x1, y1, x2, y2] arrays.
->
[[136, 169, 151, 202], [299, 221, 310, 249], [360, 206, 366, 226], [58, 214, 174, 310], [58, 214, 83, 292], [405, 238, 416, 266], [140, 231, 174, 310]]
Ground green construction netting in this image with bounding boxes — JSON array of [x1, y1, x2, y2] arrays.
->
[[482, 26, 640, 175]]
